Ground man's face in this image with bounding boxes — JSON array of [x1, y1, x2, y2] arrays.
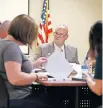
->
[[54, 28, 68, 45]]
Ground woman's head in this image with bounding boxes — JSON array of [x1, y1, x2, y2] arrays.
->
[[8, 14, 38, 46], [89, 21, 102, 54]]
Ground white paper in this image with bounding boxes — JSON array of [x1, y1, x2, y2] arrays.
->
[[43, 51, 73, 79], [69, 63, 82, 78], [32, 68, 42, 72]]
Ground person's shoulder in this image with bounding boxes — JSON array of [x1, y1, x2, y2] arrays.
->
[[65, 44, 77, 50], [38, 43, 51, 49], [3, 40, 21, 52]]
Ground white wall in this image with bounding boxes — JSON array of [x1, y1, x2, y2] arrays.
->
[[30, 0, 102, 63], [0, 0, 29, 54], [0, 0, 28, 22]]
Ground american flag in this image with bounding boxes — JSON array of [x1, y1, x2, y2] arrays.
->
[[37, 0, 53, 45]]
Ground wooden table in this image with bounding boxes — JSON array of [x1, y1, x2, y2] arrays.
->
[[40, 79, 87, 86], [39, 79, 87, 108]]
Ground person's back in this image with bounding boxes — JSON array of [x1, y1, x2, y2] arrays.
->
[[0, 39, 32, 99], [0, 14, 49, 108]]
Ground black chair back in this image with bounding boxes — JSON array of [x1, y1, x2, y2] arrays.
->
[[0, 74, 9, 108]]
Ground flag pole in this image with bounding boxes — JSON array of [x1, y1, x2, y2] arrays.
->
[[48, 0, 49, 9]]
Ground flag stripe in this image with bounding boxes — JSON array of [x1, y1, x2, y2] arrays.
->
[[48, 28, 53, 34], [38, 32, 44, 43], [48, 21, 51, 26]]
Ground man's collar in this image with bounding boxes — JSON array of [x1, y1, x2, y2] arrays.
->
[[54, 43, 64, 51]]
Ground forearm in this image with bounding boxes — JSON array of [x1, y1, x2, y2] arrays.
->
[[32, 61, 37, 68], [10, 72, 37, 86], [87, 78, 95, 91], [32, 61, 42, 69], [32, 61, 41, 69], [87, 78, 102, 96]]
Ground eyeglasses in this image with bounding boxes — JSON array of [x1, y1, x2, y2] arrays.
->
[[53, 32, 67, 37]]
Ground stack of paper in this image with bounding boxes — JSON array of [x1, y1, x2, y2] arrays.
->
[[43, 51, 74, 79]]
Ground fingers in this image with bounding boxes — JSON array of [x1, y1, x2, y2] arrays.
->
[[39, 77, 48, 81], [37, 72, 48, 81], [40, 57, 48, 61], [41, 58, 48, 63]]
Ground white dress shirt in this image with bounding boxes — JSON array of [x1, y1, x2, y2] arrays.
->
[[54, 43, 65, 58]]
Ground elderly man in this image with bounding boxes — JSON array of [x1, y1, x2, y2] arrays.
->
[[35, 25, 79, 64]]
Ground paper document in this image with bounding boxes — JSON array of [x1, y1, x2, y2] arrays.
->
[[69, 63, 82, 78], [32, 68, 42, 72], [43, 51, 73, 79]]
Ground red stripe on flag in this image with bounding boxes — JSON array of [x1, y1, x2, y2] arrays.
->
[[40, 24, 42, 29], [48, 28, 53, 34], [48, 21, 51, 25], [48, 14, 50, 17], [38, 33, 45, 43]]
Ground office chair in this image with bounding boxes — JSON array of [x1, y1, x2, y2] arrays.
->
[[0, 74, 9, 108]]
